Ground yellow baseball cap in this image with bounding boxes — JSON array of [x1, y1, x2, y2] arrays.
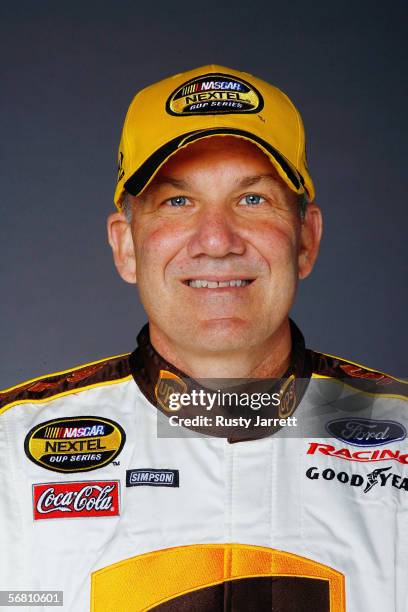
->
[[114, 64, 315, 210]]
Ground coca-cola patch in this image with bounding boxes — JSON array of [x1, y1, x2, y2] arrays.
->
[[32, 480, 120, 520]]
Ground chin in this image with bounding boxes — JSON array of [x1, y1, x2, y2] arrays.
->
[[191, 318, 256, 353]]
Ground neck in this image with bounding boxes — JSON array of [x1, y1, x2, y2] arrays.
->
[[148, 319, 292, 379]]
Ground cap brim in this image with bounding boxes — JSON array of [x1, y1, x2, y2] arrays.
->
[[123, 128, 307, 203]]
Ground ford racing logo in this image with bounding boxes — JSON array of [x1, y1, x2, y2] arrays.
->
[[326, 418, 406, 447]]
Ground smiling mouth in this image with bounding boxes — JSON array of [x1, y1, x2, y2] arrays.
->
[[185, 279, 254, 288]]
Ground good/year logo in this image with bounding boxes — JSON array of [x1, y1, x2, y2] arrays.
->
[[306, 465, 408, 494]]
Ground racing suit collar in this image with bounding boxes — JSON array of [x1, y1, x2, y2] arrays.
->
[[129, 319, 313, 443]]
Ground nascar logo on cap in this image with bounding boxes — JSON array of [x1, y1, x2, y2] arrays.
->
[[166, 73, 264, 116]]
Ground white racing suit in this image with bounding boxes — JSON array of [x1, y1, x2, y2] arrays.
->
[[1, 321, 407, 611]]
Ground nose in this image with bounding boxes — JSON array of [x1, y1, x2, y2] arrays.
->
[[187, 209, 246, 258]]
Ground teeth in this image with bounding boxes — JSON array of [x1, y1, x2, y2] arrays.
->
[[188, 279, 250, 288]]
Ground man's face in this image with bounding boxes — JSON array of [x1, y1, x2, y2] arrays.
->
[[109, 136, 321, 356]]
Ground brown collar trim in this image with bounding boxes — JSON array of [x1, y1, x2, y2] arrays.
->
[[129, 319, 312, 442]]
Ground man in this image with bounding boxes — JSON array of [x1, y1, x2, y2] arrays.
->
[[0, 65, 406, 612]]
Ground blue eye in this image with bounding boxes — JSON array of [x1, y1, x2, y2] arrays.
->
[[241, 194, 264, 206], [168, 196, 187, 207]]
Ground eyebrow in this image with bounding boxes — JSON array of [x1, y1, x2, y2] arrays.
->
[[149, 176, 189, 189], [235, 173, 283, 189]]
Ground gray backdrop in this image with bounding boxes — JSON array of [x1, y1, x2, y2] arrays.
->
[[1, 0, 406, 388]]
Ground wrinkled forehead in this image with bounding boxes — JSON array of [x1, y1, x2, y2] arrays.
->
[[143, 134, 289, 194]]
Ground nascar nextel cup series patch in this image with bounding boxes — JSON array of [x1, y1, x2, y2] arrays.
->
[[24, 416, 125, 473], [166, 73, 264, 116]]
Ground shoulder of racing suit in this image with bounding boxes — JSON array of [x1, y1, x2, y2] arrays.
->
[[1, 345, 406, 415], [308, 349, 407, 401], [0, 353, 132, 415]]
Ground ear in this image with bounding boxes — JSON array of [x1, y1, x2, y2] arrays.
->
[[297, 203, 323, 280], [107, 212, 137, 284]]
